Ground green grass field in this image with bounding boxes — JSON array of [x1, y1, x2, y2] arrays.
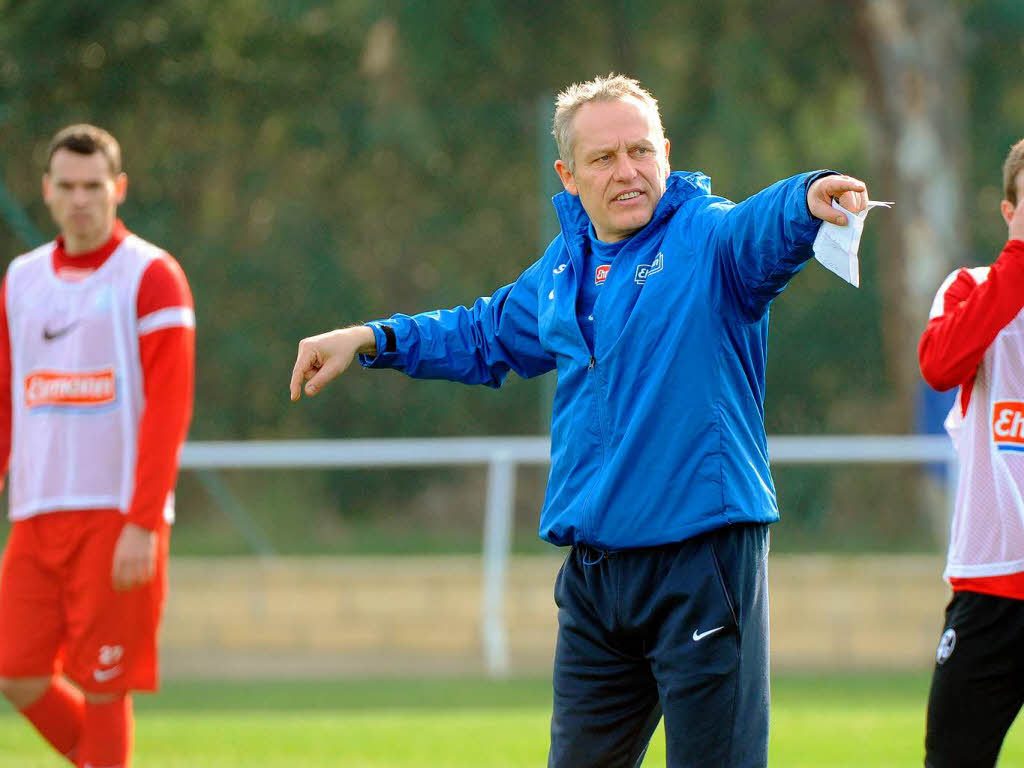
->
[[2, 674, 1023, 767]]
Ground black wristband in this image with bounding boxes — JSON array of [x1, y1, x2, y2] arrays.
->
[[380, 324, 397, 353]]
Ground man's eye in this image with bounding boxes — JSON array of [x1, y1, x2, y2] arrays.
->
[[634, 147, 649, 155]]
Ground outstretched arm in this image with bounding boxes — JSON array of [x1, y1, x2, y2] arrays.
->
[[702, 172, 868, 321], [290, 257, 556, 400]]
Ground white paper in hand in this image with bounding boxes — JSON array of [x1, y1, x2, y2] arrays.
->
[[812, 200, 893, 287]]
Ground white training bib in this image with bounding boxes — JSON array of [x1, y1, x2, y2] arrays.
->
[[938, 267, 1024, 579], [5, 235, 172, 522]]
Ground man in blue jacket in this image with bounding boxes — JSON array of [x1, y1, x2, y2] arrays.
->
[[290, 74, 868, 767]]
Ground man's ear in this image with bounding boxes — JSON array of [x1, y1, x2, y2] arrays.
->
[[115, 173, 128, 205], [554, 159, 578, 195], [41, 174, 51, 203], [663, 138, 671, 179], [1002, 199, 1017, 228]]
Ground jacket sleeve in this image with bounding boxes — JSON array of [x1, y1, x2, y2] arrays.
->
[[919, 240, 1024, 392], [359, 257, 556, 387], [692, 171, 830, 322]]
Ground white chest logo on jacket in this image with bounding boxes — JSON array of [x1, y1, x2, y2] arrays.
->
[[634, 252, 665, 285]]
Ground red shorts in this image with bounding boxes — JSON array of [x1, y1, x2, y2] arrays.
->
[[0, 509, 169, 693]]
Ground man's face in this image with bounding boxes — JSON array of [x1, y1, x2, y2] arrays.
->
[[43, 149, 126, 252], [555, 97, 670, 242]]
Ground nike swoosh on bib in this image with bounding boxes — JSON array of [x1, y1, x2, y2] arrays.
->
[[42, 321, 80, 342]]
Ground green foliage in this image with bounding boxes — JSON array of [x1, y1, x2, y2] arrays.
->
[[964, 0, 1024, 253], [0, 0, 883, 442], [0, 1, 1020, 552]]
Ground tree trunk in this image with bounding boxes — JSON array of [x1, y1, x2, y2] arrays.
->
[[855, 0, 967, 429]]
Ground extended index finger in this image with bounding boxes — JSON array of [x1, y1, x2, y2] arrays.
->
[[290, 345, 318, 401]]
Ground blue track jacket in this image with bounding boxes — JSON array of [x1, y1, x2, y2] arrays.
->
[[362, 170, 826, 549]]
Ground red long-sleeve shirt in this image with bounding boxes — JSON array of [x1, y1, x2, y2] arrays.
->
[[0, 221, 194, 530]]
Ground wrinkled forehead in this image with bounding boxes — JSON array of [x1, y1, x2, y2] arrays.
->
[[571, 96, 665, 154]]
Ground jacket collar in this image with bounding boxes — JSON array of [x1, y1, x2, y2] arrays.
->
[[552, 171, 711, 260]]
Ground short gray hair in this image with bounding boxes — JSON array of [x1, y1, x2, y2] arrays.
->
[[552, 74, 664, 172]]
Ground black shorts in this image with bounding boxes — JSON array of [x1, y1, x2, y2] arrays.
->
[[925, 590, 1024, 768]]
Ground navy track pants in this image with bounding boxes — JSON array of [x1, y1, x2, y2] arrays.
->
[[548, 523, 770, 768]]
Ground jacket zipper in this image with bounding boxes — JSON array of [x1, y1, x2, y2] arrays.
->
[[582, 354, 610, 543]]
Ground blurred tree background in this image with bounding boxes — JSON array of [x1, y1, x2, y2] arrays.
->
[[1, 0, 1022, 554]]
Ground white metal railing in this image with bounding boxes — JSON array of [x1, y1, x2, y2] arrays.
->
[[179, 435, 957, 677]]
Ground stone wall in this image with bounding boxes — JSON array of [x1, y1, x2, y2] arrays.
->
[[160, 554, 950, 678]]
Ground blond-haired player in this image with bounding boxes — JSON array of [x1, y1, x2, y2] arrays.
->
[[919, 137, 1024, 767]]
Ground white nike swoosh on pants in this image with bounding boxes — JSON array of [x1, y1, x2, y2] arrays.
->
[[692, 626, 725, 642]]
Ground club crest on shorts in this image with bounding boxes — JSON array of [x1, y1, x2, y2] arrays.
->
[[936, 628, 956, 665], [99, 644, 124, 666]]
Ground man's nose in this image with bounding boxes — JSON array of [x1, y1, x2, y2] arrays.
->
[[71, 187, 90, 206], [611, 154, 637, 181]]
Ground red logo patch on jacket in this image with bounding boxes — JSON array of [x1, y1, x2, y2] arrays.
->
[[595, 264, 611, 285], [25, 369, 116, 408], [992, 400, 1024, 451]]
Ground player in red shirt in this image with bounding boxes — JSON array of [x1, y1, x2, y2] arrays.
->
[[0, 125, 194, 768], [919, 137, 1024, 767]]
